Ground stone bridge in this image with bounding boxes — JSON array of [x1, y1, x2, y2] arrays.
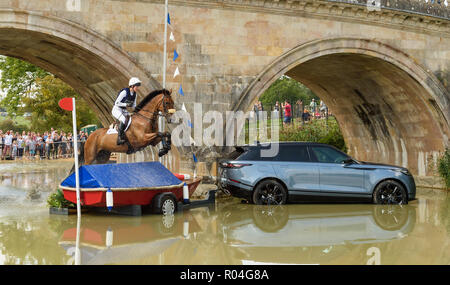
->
[[0, 0, 449, 186]]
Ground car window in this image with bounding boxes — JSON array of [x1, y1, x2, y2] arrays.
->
[[310, 146, 349, 163], [237, 148, 272, 161], [276, 145, 310, 162]]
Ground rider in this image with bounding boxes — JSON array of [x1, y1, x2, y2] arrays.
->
[[112, 77, 141, 145]]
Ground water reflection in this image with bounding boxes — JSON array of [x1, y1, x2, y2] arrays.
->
[[57, 213, 201, 265], [0, 162, 448, 264], [221, 204, 415, 246], [218, 203, 417, 264]]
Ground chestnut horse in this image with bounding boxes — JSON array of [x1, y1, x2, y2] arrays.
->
[[75, 89, 175, 168]]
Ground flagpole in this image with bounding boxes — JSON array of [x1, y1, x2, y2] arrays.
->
[[160, 0, 168, 164], [72, 98, 81, 218], [163, 0, 168, 89]]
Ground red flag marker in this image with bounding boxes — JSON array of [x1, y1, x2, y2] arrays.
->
[[59, 97, 73, 111]]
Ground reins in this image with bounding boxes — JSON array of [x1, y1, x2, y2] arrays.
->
[[132, 91, 171, 125]]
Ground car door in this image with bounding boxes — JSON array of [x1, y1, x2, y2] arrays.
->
[[309, 146, 366, 195], [273, 145, 320, 194]]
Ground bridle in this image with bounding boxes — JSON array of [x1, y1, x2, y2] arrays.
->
[[133, 90, 173, 124]]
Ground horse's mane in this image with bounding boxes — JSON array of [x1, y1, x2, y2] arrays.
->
[[134, 89, 170, 112]]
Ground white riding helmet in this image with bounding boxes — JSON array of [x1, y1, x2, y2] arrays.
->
[[129, 77, 142, 87]]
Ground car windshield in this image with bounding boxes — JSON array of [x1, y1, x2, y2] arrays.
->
[[310, 146, 350, 164]]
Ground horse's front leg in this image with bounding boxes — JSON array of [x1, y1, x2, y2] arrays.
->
[[143, 132, 163, 146]]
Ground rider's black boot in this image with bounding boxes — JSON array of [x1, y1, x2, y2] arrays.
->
[[117, 122, 126, 145]]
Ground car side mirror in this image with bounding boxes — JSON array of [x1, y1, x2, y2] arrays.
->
[[342, 158, 354, 164]]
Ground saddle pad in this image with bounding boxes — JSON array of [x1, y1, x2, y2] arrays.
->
[[106, 118, 132, 135]]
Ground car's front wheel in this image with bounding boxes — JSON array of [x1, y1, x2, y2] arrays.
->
[[252, 179, 288, 205], [373, 180, 408, 205]]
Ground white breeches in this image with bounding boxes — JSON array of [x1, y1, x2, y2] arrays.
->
[[112, 106, 129, 124]]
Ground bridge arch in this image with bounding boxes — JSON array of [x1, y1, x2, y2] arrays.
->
[[234, 37, 449, 176], [0, 9, 160, 125]]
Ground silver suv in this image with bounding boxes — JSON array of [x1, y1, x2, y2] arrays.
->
[[219, 142, 416, 205]]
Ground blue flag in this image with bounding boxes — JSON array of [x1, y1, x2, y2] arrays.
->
[[193, 153, 198, 163], [167, 13, 171, 25], [173, 50, 179, 61], [179, 85, 184, 96]]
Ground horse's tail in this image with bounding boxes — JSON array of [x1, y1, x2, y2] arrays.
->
[[68, 142, 85, 175]]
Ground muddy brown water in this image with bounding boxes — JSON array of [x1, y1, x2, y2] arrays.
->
[[0, 161, 449, 265]]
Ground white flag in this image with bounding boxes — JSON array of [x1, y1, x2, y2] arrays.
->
[[173, 66, 180, 78], [170, 32, 175, 42]]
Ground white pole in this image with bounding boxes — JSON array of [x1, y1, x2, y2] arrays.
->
[[163, 0, 168, 89], [75, 213, 81, 265], [160, 0, 168, 164], [72, 98, 81, 218]]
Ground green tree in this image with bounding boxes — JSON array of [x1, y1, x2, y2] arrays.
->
[[0, 56, 49, 114], [437, 148, 450, 189], [0, 118, 29, 133], [259, 76, 319, 110], [0, 56, 100, 132], [22, 75, 100, 133]]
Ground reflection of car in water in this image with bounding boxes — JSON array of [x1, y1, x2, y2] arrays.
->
[[220, 203, 415, 248], [57, 213, 201, 265]]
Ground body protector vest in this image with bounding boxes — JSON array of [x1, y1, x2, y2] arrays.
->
[[117, 88, 137, 107]]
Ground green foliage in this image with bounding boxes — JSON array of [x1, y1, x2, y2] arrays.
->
[[0, 56, 100, 132], [245, 117, 347, 152], [0, 56, 49, 114], [0, 118, 30, 133], [437, 148, 450, 189], [259, 76, 319, 110], [278, 117, 347, 152], [46, 189, 75, 209], [22, 75, 100, 133]]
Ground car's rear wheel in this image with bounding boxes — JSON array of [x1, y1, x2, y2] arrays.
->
[[252, 180, 288, 205], [373, 180, 408, 205]]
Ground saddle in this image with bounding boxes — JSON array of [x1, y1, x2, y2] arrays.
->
[[108, 119, 136, 154], [107, 117, 132, 135]]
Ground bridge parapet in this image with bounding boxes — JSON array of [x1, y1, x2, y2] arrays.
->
[[331, 0, 449, 19], [187, 0, 449, 35]]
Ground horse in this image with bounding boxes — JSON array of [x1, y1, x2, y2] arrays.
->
[[73, 89, 175, 169]]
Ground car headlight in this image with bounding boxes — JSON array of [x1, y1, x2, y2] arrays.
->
[[393, 168, 412, 176]]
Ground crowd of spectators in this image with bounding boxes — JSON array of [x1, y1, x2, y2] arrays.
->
[[257, 99, 332, 126], [0, 128, 89, 161]]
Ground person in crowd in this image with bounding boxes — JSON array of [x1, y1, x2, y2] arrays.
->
[[45, 134, 53, 159], [0, 130, 4, 159], [60, 132, 67, 158], [67, 132, 73, 157], [302, 108, 310, 123], [319, 100, 328, 118], [29, 135, 36, 160], [273, 101, 280, 119], [3, 130, 13, 159], [24, 131, 30, 156], [296, 99, 303, 119], [11, 140, 18, 160], [282, 100, 292, 125], [36, 133, 44, 159], [53, 131, 60, 159], [274, 101, 280, 112], [309, 98, 317, 117], [17, 135, 24, 159]]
